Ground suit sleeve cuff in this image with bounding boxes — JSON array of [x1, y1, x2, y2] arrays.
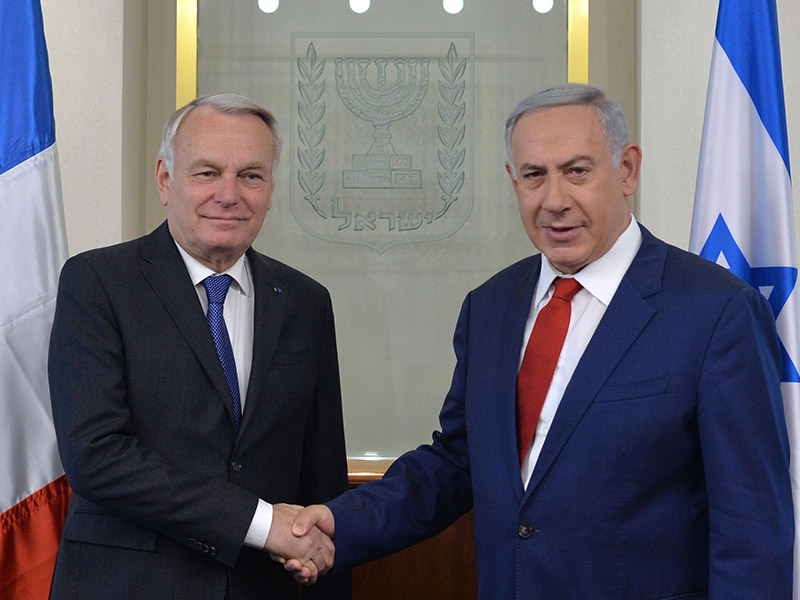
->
[[243, 499, 273, 549]]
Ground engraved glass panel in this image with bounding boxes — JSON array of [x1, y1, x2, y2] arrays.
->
[[198, 0, 568, 458]]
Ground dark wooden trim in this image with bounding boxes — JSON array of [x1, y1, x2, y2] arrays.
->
[[347, 458, 394, 487], [347, 460, 478, 600]]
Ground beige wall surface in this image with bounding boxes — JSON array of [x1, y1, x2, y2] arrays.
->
[[42, 0, 127, 255], [41, 0, 172, 256], [46, 1, 800, 258], [639, 1, 800, 249], [39, 0, 800, 452]]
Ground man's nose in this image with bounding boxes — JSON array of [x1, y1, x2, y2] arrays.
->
[[215, 175, 239, 206], [541, 178, 571, 213]]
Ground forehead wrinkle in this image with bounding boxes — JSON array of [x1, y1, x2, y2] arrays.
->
[[512, 105, 614, 166]]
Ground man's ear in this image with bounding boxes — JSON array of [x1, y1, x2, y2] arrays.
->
[[506, 161, 520, 194], [619, 143, 642, 197], [155, 157, 171, 207]]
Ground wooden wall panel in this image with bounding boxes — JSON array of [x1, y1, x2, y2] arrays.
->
[[347, 463, 478, 600], [352, 511, 478, 600]]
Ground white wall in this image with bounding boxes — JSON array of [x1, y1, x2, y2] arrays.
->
[[42, 0, 800, 254], [41, 0, 800, 259], [42, 0, 125, 254], [639, 1, 800, 250], [41, 0, 153, 256], [36, 0, 800, 458]]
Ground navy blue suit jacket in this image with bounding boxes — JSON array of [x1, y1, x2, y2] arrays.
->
[[48, 222, 350, 599], [328, 226, 793, 599]]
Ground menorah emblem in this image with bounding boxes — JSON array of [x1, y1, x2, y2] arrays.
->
[[335, 56, 429, 189]]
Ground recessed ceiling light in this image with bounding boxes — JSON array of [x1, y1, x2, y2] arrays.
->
[[257, 0, 279, 14], [350, 0, 370, 14], [443, 0, 464, 14]]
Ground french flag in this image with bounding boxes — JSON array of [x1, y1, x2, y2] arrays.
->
[[690, 0, 800, 594], [0, 1, 70, 598]]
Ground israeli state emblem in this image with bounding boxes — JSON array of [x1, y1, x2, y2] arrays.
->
[[290, 34, 474, 253]]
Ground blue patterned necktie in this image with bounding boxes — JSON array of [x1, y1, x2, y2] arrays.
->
[[203, 275, 242, 429]]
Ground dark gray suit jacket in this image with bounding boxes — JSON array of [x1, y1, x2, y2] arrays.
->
[[48, 222, 350, 599]]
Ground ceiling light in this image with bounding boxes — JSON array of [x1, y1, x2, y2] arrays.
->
[[257, 0, 279, 14], [350, 0, 370, 14], [443, 0, 464, 14]]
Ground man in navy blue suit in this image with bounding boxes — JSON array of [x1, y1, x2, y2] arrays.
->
[[287, 84, 794, 599]]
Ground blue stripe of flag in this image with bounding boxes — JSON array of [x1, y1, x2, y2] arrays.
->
[[715, 0, 790, 176], [0, 0, 56, 176]]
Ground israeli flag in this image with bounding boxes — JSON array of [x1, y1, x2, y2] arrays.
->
[[690, 0, 800, 592]]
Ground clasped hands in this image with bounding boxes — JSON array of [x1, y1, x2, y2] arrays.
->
[[264, 503, 335, 585]]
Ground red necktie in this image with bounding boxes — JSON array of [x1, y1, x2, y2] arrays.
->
[[516, 277, 583, 465]]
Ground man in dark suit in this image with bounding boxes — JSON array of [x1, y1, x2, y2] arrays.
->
[[48, 94, 349, 599], [287, 84, 794, 598]]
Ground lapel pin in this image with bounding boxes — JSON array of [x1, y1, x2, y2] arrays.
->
[[273, 286, 282, 293]]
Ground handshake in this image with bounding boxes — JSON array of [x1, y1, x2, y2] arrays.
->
[[264, 503, 337, 585]]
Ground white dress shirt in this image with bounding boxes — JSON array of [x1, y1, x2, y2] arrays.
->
[[175, 244, 273, 549], [519, 218, 642, 488]]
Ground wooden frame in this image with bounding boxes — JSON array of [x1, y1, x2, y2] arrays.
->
[[175, 0, 589, 108], [174, 2, 590, 482]]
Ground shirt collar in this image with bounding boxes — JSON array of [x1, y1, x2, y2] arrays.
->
[[536, 216, 642, 307], [174, 242, 252, 297]]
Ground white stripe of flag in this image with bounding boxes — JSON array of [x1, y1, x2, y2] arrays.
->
[[0, 1, 70, 598]]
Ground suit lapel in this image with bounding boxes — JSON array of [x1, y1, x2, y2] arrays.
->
[[239, 248, 287, 434], [496, 256, 541, 502], [524, 227, 667, 497], [138, 222, 238, 424]]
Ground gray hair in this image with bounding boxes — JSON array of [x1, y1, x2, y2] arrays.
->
[[159, 93, 282, 177], [505, 83, 629, 177]]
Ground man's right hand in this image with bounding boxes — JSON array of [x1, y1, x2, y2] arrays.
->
[[264, 503, 334, 585], [292, 504, 335, 539], [272, 504, 336, 584]]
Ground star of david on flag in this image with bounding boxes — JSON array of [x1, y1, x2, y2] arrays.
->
[[698, 214, 799, 382], [689, 0, 800, 594]]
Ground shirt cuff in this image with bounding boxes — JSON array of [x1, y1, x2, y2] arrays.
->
[[243, 499, 273, 549]]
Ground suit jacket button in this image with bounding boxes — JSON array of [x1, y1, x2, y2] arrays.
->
[[517, 524, 533, 539], [231, 461, 242, 472], [188, 538, 203, 551]]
